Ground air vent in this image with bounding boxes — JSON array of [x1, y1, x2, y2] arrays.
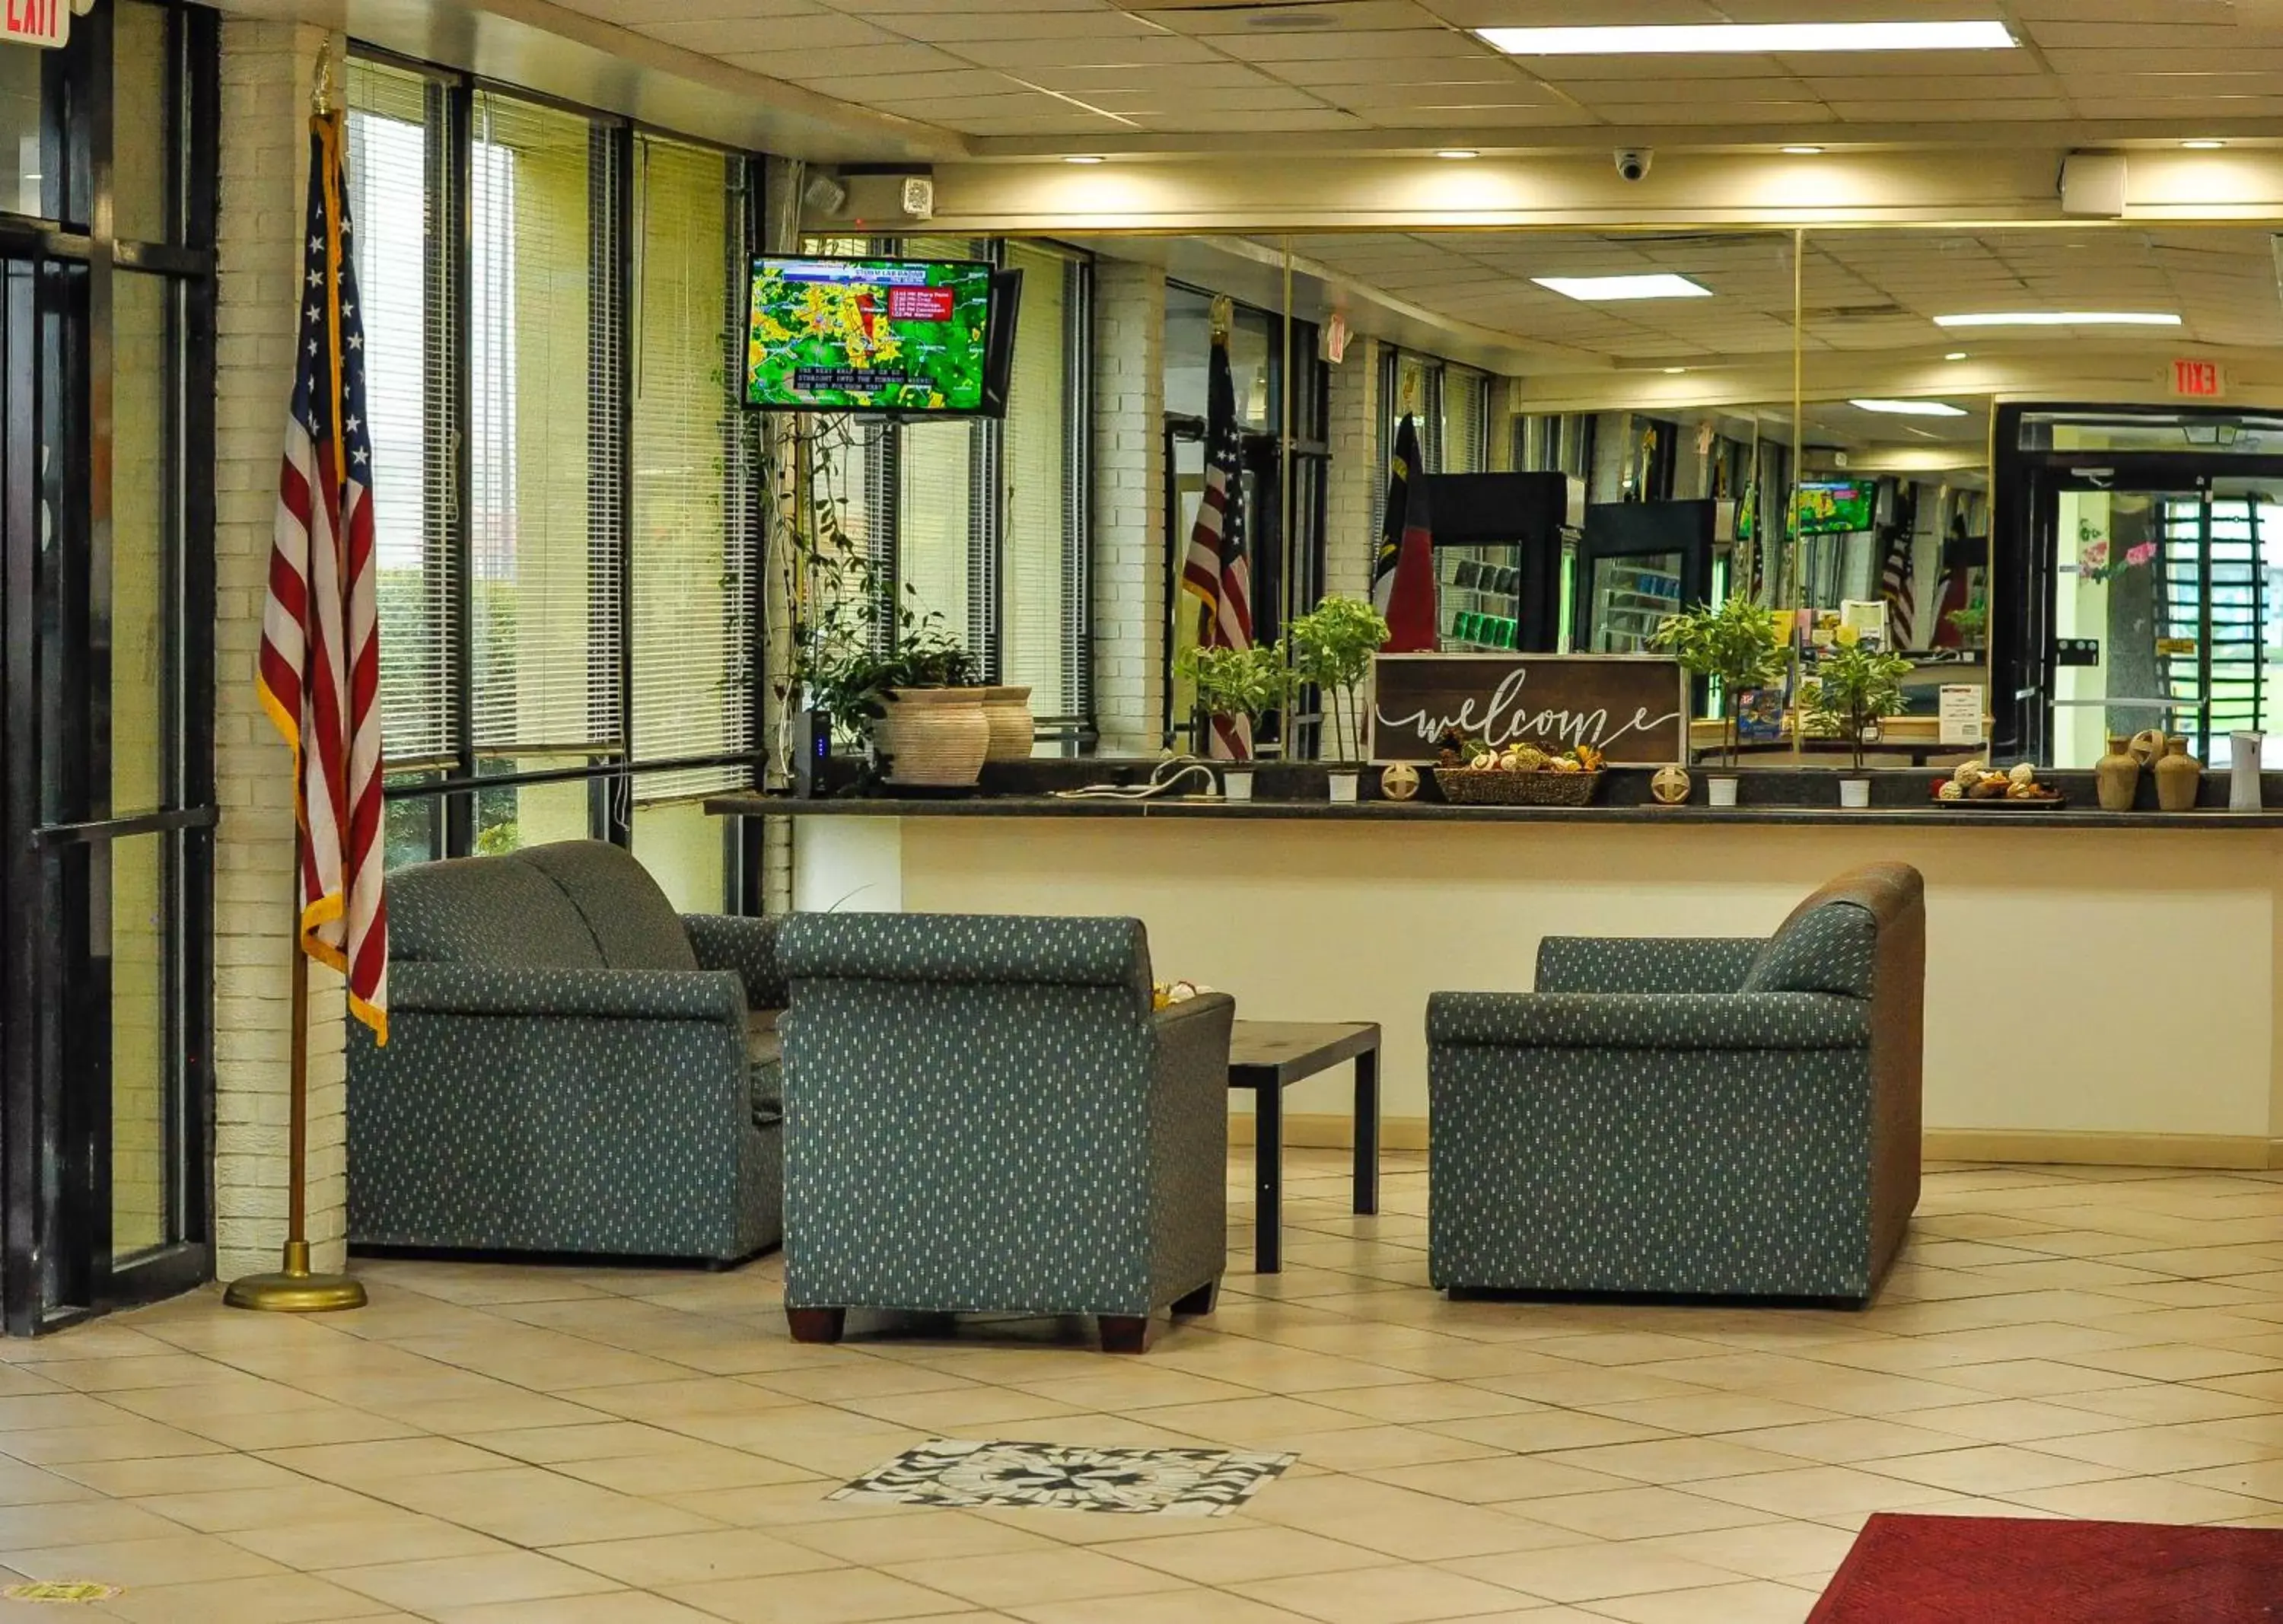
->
[[1242, 6, 1340, 28], [1804, 303, 1910, 320]]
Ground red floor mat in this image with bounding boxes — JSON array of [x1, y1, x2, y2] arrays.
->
[[1809, 1514, 2283, 1622]]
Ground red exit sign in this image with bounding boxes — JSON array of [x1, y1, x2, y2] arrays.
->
[[1, 0, 68, 48], [2173, 358, 2226, 399]]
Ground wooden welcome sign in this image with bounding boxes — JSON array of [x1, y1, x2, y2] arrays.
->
[[1368, 653, 1689, 766]]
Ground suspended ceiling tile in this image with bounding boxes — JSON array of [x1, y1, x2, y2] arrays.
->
[[858, 8, 1177, 42], [753, 41, 978, 77], [1071, 84, 1336, 110], [950, 35, 1227, 67], [1215, 27, 1511, 61], [1352, 103, 1597, 126], [1825, 99, 2078, 122], [1584, 100, 1839, 123], [1412, 0, 1730, 24], [1257, 54, 1530, 84], [1799, 75, 2071, 100], [1152, 1, 1442, 33], [1119, 107, 1370, 129], [638, 8, 905, 47], [1022, 62, 1300, 90], [874, 93, 1089, 120], [796, 68, 1029, 100]]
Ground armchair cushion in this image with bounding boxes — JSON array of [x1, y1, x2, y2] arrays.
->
[[517, 839, 702, 973], [689, 913, 790, 1010], [1536, 936, 1761, 995], [1429, 990, 1869, 1052], [391, 961, 746, 1023], [1742, 903, 1880, 997], [387, 855, 604, 969], [780, 912, 1154, 1011]]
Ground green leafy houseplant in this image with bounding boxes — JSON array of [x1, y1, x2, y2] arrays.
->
[[1288, 595, 1391, 764], [1650, 595, 1791, 766], [1805, 638, 1915, 774], [1176, 642, 1291, 762], [1945, 602, 1988, 648]]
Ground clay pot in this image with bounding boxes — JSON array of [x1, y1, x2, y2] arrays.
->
[[2095, 734, 2141, 812], [2154, 735, 2203, 813], [874, 689, 989, 787], [979, 686, 1034, 761]]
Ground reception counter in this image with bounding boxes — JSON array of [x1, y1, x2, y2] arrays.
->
[[715, 783, 2283, 1171]]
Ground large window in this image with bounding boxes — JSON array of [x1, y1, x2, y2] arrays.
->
[[349, 58, 758, 904], [804, 235, 1093, 744]]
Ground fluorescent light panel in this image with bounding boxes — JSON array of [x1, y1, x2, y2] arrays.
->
[[1850, 398, 1969, 417], [1477, 21, 2016, 56], [1935, 310, 2181, 327], [1533, 273, 1712, 302]]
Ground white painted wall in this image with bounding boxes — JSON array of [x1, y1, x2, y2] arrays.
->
[[791, 817, 2283, 1152]]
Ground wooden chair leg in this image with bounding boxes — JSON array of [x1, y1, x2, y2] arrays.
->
[[1171, 1277, 1219, 1317], [787, 1307, 845, 1345], [1099, 1314, 1151, 1354]]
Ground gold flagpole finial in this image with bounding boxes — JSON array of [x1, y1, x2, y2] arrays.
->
[[1208, 294, 1234, 342], [312, 40, 336, 118]]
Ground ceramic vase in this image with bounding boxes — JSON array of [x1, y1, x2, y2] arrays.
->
[[1706, 775, 1740, 808], [874, 688, 990, 788], [1222, 767, 1254, 801], [2155, 735, 2203, 813], [1327, 770, 1360, 804], [2232, 733, 2265, 811], [979, 686, 1035, 761], [1839, 778, 1872, 809], [2095, 734, 2141, 812]]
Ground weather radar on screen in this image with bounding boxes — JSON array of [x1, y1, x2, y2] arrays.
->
[[745, 256, 993, 413]]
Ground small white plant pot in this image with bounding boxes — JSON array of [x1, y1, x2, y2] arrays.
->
[[1327, 770, 1360, 804], [1839, 778, 1873, 809], [1706, 775, 1740, 809], [1222, 768, 1255, 802]]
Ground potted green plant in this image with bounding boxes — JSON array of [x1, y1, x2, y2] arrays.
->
[[1945, 601, 1988, 650], [799, 589, 985, 789], [1651, 594, 1791, 805], [1288, 594, 1391, 802], [1176, 642, 1291, 800], [1804, 627, 1915, 807]]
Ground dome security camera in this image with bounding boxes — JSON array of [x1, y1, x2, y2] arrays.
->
[[1614, 149, 1654, 183]]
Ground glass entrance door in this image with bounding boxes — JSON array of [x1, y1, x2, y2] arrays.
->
[[2047, 476, 2281, 769]]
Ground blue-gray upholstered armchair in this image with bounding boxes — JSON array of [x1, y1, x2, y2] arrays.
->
[[349, 840, 784, 1264], [1428, 863, 1924, 1305], [775, 912, 1234, 1353]]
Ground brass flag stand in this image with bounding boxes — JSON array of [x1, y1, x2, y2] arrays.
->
[[224, 43, 367, 1315]]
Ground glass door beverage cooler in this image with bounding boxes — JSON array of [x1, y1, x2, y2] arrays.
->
[[1424, 472, 1575, 653], [1575, 499, 1718, 653]]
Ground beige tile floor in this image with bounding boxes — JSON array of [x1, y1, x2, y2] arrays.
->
[[5, 1149, 2283, 1622]]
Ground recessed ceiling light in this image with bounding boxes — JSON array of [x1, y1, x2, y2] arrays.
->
[[1063, 154, 1106, 164], [1934, 310, 2180, 327], [1851, 398, 1969, 417], [1782, 145, 1826, 155], [1944, 351, 1969, 361], [1533, 273, 1713, 302], [2182, 139, 2227, 150], [1663, 366, 1687, 374], [1435, 148, 1480, 160], [1476, 21, 2017, 56]]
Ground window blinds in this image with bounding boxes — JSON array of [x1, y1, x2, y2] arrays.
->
[[466, 90, 621, 764], [348, 60, 458, 769], [629, 134, 757, 801], [1444, 366, 1489, 474]]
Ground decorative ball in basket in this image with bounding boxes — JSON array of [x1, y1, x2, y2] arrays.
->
[[1431, 735, 1606, 807]]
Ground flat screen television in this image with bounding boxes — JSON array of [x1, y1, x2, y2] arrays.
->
[[745, 255, 1007, 415], [1793, 479, 1877, 537]]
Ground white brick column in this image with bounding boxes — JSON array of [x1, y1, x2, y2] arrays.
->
[[213, 20, 345, 1283], [1091, 257, 1165, 757], [1323, 334, 1380, 601]]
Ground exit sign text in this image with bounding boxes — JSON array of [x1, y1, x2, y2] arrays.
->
[[0, 0, 66, 49], [2173, 358, 2226, 400]]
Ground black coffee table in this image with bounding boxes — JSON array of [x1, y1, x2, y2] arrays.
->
[[1226, 1021, 1381, 1273]]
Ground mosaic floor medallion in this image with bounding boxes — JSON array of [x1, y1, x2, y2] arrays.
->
[[2, 1582, 122, 1604], [833, 1438, 1297, 1516]]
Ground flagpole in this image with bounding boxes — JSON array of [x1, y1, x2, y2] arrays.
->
[[225, 40, 368, 1314]]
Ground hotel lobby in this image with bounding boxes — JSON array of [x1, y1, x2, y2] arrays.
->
[[10, 1, 2283, 1619]]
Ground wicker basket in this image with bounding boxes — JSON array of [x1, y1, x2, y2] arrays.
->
[[979, 686, 1035, 761], [1434, 767, 1603, 807]]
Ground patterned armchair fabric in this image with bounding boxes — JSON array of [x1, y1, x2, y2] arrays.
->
[[1429, 863, 1925, 1305], [349, 840, 783, 1263], [777, 913, 1232, 1331]]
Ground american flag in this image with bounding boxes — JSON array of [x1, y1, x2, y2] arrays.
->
[[257, 109, 388, 1041], [1877, 519, 1917, 648], [1179, 328, 1255, 759]]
